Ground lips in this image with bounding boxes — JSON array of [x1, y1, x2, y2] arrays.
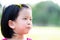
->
[[26, 27, 31, 29], [26, 26, 31, 30]]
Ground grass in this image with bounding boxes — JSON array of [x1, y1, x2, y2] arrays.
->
[[0, 26, 60, 40]]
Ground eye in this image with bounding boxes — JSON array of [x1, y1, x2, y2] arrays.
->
[[23, 18, 27, 20], [30, 19, 32, 21]]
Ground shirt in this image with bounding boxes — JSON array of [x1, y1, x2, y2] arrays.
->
[[2, 38, 32, 40]]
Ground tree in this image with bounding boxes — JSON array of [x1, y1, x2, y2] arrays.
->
[[32, 1, 60, 26]]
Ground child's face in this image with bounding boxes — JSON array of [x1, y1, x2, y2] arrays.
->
[[13, 8, 32, 35]]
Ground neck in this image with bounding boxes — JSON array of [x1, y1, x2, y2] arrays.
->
[[7, 33, 24, 40]]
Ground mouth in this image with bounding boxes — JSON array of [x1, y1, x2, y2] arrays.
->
[[26, 26, 31, 30]]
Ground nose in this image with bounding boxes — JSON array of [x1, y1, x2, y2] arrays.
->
[[27, 20, 32, 25], [27, 21, 31, 25]]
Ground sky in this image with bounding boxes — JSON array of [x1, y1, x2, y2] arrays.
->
[[0, 0, 60, 7]]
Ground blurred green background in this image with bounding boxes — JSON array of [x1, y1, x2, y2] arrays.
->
[[32, 1, 60, 26], [0, 1, 60, 40]]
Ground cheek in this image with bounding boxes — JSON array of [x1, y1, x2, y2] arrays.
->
[[14, 19, 32, 34], [14, 24, 25, 34], [14, 21, 27, 34], [16, 20, 26, 27]]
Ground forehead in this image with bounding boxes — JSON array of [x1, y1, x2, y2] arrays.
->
[[18, 8, 32, 17]]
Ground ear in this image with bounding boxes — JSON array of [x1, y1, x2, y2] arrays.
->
[[8, 20, 15, 29]]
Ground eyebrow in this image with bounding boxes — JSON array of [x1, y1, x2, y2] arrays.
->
[[24, 16, 32, 18]]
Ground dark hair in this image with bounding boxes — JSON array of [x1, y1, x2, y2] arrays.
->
[[1, 4, 30, 38]]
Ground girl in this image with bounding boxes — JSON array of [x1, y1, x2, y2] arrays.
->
[[1, 4, 32, 40]]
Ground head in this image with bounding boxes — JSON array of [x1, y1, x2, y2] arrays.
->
[[1, 4, 32, 38]]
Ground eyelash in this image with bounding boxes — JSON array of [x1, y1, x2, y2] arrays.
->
[[23, 18, 32, 21], [30, 19, 32, 21], [23, 18, 27, 20]]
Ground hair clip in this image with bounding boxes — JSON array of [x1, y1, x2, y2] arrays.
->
[[19, 4, 22, 8]]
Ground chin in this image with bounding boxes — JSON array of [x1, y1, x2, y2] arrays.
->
[[24, 31, 29, 34], [23, 30, 30, 34]]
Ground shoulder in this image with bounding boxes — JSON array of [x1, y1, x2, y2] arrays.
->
[[27, 38, 32, 40], [2, 38, 7, 40]]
